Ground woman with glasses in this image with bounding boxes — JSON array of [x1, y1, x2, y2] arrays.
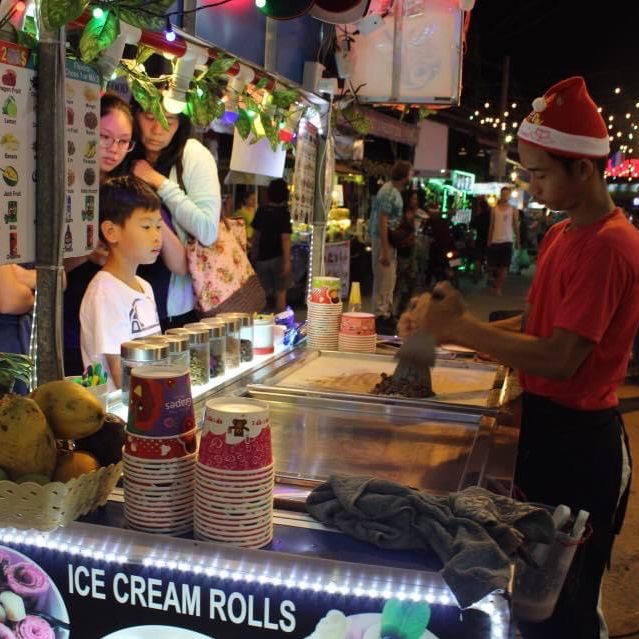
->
[[62, 93, 185, 373], [130, 101, 220, 331]]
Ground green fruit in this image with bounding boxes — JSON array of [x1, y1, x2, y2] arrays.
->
[[2, 96, 16, 117], [15, 474, 50, 485]]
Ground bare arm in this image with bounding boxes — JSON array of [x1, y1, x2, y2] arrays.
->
[[0, 265, 34, 314], [11, 264, 36, 290], [487, 210, 495, 245], [490, 314, 524, 332], [280, 234, 292, 274], [104, 354, 122, 389], [160, 220, 188, 276], [421, 282, 594, 380]]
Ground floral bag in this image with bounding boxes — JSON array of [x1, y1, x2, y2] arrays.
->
[[186, 218, 266, 316]]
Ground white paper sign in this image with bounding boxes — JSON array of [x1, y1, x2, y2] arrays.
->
[[64, 59, 100, 258], [230, 131, 286, 179], [0, 41, 36, 264]]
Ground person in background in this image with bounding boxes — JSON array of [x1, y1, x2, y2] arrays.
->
[[368, 160, 412, 333], [470, 195, 491, 282], [391, 195, 417, 317], [0, 265, 36, 393], [251, 178, 292, 314], [424, 205, 454, 288], [402, 76, 638, 639], [130, 101, 220, 331], [63, 93, 185, 374], [233, 189, 257, 247], [80, 177, 162, 391], [487, 186, 519, 296]]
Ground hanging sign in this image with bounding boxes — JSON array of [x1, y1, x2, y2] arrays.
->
[[291, 120, 318, 225], [64, 59, 101, 258], [0, 41, 36, 265]]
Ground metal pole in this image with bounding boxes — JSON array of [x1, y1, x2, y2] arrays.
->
[[264, 17, 277, 73], [181, 0, 197, 35], [496, 55, 510, 181], [34, 25, 66, 384]]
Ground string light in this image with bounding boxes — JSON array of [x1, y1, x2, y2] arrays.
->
[[511, 102, 517, 108], [92, 6, 104, 19], [164, 16, 176, 42], [484, 102, 490, 108], [614, 87, 621, 94]]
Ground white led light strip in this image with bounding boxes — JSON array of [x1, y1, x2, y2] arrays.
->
[[0, 528, 510, 637]]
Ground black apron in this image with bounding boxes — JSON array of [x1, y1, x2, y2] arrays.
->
[[515, 392, 631, 639]]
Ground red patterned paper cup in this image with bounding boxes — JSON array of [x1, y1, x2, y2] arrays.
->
[[124, 428, 197, 461], [128, 365, 195, 437], [340, 312, 376, 336], [200, 398, 272, 471]]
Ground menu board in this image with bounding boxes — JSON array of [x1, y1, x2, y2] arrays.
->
[[65, 59, 100, 258], [0, 41, 36, 264], [290, 119, 318, 225]]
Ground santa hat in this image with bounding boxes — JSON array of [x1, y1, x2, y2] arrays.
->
[[517, 76, 609, 158]]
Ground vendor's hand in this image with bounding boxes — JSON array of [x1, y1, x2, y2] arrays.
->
[[132, 160, 166, 190], [423, 281, 467, 343], [379, 252, 391, 267], [398, 294, 429, 338]]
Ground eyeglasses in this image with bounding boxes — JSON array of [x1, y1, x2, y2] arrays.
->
[[99, 133, 135, 152]]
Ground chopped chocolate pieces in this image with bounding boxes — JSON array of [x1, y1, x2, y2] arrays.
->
[[371, 371, 434, 398]]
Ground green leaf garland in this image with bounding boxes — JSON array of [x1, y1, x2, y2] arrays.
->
[[117, 0, 175, 31], [79, 11, 120, 63], [41, 0, 89, 31]]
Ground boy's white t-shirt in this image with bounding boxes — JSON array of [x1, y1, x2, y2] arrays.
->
[[80, 270, 160, 391]]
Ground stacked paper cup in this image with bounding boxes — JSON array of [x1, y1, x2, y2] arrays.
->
[[338, 312, 377, 353], [307, 276, 342, 350], [123, 365, 197, 535], [195, 397, 274, 548]]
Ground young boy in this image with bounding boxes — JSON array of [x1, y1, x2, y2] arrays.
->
[[80, 176, 162, 391], [251, 179, 292, 313], [403, 77, 639, 639]]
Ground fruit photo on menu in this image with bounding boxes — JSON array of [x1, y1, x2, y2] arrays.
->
[[0, 545, 70, 638]]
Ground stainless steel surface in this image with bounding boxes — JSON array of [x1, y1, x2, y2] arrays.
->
[[185, 345, 521, 505], [247, 349, 505, 414], [247, 390, 488, 496]]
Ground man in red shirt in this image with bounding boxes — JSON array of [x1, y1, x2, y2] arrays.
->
[[401, 77, 638, 639]]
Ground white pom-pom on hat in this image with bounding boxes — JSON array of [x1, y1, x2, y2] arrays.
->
[[532, 97, 547, 112]]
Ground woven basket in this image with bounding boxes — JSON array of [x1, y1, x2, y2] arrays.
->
[[0, 462, 123, 531]]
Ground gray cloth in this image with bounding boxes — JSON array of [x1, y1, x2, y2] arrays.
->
[[306, 474, 555, 608]]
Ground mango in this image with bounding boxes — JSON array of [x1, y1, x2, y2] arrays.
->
[[0, 396, 57, 480], [30, 380, 105, 439], [53, 450, 100, 483]]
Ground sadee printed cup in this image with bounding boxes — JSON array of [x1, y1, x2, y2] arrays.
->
[[128, 365, 196, 437]]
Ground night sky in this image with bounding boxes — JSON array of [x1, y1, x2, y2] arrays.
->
[[463, 1, 639, 114], [444, 1, 639, 172]]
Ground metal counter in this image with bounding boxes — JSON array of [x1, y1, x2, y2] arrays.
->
[[187, 346, 521, 506]]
